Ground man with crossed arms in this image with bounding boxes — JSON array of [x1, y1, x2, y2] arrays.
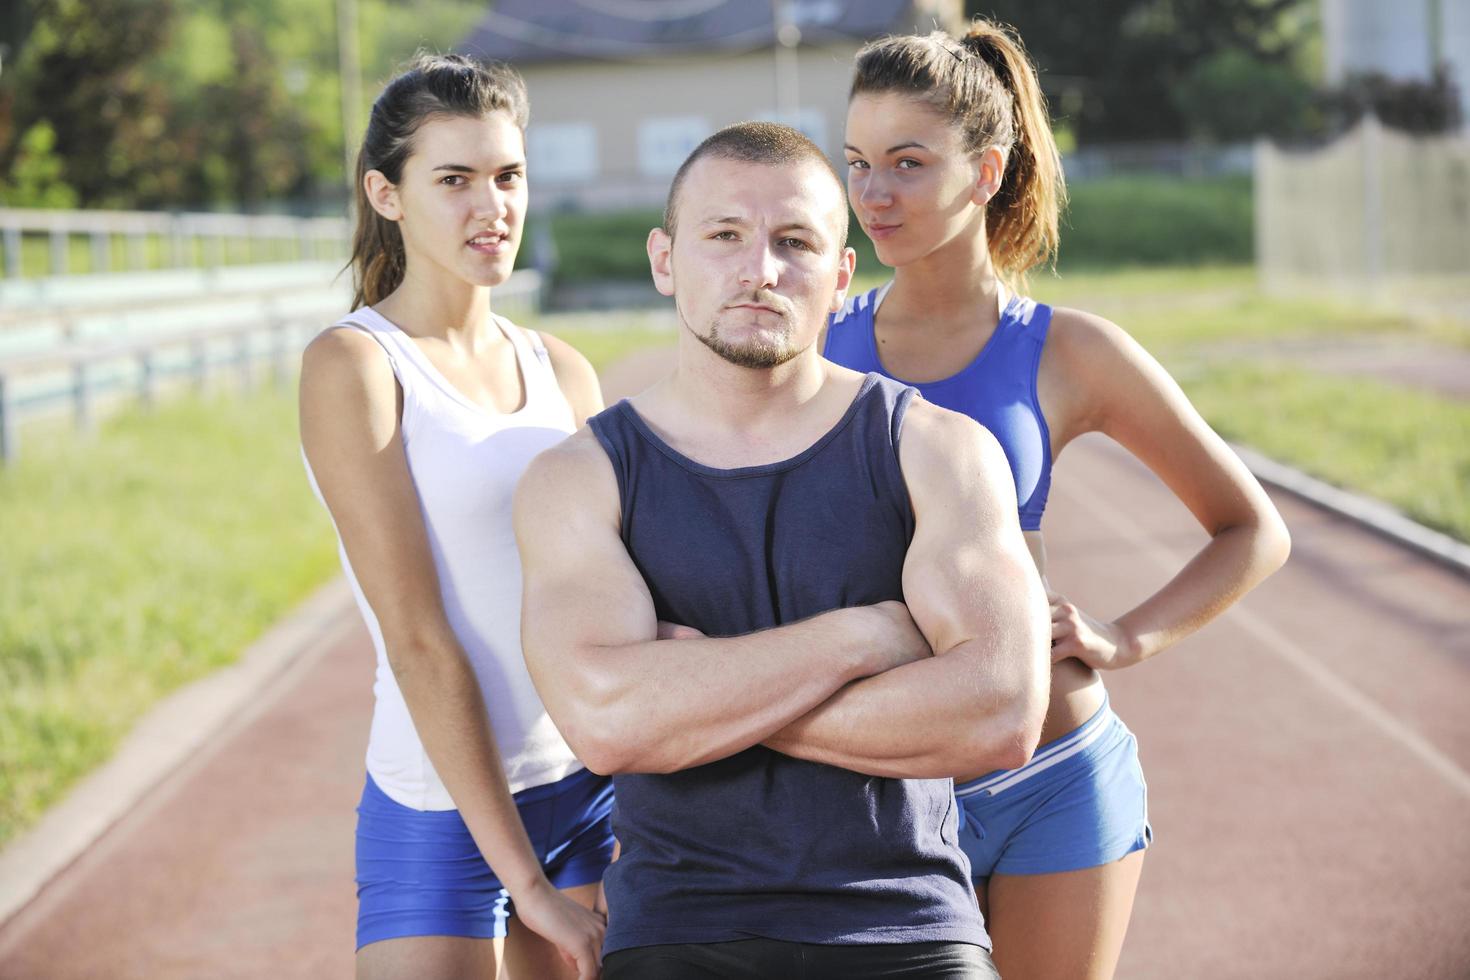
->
[[515, 122, 1049, 980]]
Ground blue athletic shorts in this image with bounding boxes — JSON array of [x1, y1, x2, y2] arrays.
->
[[355, 766, 616, 949], [955, 696, 1151, 881]]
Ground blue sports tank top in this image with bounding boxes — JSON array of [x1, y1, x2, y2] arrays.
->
[[824, 283, 1054, 531], [587, 373, 986, 955]]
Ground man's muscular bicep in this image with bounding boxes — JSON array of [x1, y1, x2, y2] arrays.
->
[[899, 403, 1040, 654], [513, 437, 658, 709]]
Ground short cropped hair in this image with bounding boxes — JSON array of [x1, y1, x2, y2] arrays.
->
[[663, 122, 848, 245]]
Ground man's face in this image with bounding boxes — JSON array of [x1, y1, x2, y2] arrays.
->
[[648, 156, 855, 369]]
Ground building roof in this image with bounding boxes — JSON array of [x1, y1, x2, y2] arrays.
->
[[459, 0, 939, 66]]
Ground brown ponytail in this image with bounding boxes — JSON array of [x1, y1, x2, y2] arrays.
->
[[346, 53, 529, 310], [851, 19, 1066, 291]]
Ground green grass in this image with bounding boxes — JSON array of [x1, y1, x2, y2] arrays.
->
[[1181, 362, 1470, 541], [856, 264, 1455, 355], [1030, 264, 1258, 305], [1028, 268, 1469, 539], [0, 324, 666, 848], [529, 305, 676, 368], [1027, 265, 1438, 350], [1059, 175, 1253, 268], [0, 388, 340, 847]]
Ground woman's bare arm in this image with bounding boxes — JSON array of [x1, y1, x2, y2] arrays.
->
[[1038, 307, 1292, 668], [299, 327, 604, 970]]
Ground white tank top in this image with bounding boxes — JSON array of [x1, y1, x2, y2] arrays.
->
[[304, 307, 583, 809]]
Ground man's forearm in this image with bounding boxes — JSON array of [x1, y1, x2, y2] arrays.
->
[[763, 637, 1048, 781], [539, 605, 917, 775]]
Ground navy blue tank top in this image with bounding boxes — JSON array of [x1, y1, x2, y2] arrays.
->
[[824, 284, 1054, 530], [587, 373, 986, 954]]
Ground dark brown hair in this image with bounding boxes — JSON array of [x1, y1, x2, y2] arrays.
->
[[663, 121, 848, 245], [347, 53, 529, 309], [851, 19, 1065, 290]]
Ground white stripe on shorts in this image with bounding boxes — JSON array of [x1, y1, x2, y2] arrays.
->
[[955, 703, 1114, 799]]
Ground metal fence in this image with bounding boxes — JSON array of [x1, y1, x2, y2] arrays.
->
[[0, 268, 543, 464], [1255, 116, 1470, 316], [0, 207, 350, 279], [0, 312, 328, 462]]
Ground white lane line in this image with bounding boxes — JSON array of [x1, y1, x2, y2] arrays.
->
[[1060, 454, 1470, 800]]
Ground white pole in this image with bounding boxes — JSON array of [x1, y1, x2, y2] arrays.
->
[[338, 0, 363, 200], [772, 0, 801, 125]]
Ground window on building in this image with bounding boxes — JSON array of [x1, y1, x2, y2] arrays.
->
[[528, 123, 598, 184], [638, 117, 711, 177]]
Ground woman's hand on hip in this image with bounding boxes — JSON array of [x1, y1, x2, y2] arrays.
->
[[1048, 590, 1138, 670]]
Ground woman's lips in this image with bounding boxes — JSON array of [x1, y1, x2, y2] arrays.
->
[[467, 233, 511, 255]]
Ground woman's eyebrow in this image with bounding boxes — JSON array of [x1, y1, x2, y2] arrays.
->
[[844, 141, 929, 154]]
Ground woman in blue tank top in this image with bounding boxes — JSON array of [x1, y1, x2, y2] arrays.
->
[[825, 20, 1292, 979]]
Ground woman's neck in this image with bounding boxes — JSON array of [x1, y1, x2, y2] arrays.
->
[[373, 264, 497, 351], [886, 228, 1005, 327]]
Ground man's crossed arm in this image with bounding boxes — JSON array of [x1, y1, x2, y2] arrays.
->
[[513, 428, 929, 775], [513, 405, 1049, 780], [763, 401, 1051, 781]]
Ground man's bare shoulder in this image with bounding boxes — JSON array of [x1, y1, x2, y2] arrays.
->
[[520, 426, 614, 497], [899, 396, 1006, 476], [515, 427, 630, 583]]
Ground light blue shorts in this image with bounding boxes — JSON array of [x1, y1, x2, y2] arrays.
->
[[355, 766, 616, 949], [955, 697, 1151, 881]]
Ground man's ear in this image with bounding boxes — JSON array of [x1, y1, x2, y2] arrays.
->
[[364, 169, 403, 222], [971, 146, 1006, 207], [828, 245, 857, 314], [647, 227, 675, 297]]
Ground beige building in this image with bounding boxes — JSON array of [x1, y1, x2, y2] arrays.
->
[[459, 0, 963, 210]]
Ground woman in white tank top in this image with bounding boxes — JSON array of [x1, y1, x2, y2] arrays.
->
[[299, 56, 609, 980]]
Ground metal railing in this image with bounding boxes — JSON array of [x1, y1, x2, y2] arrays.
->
[[0, 207, 350, 279], [1, 280, 345, 340], [0, 268, 543, 464], [0, 308, 331, 463]]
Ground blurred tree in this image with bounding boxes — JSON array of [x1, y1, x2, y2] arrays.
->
[[967, 0, 1315, 143], [2, 0, 176, 207], [127, 10, 323, 210], [1321, 66, 1462, 134], [1172, 48, 1316, 141], [0, 120, 78, 207], [0, 0, 485, 213]]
